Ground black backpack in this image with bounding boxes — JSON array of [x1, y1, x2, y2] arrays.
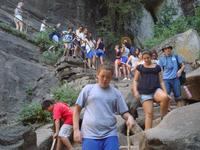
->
[[174, 55, 186, 85]]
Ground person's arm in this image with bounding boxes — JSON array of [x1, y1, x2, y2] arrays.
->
[[132, 69, 140, 101], [122, 112, 135, 129], [126, 56, 131, 66], [73, 105, 82, 143], [177, 63, 185, 77], [53, 119, 60, 139], [159, 71, 167, 94]]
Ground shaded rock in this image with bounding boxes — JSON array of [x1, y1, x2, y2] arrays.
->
[[0, 123, 37, 150], [145, 103, 200, 149], [155, 0, 184, 22], [36, 124, 53, 150], [0, 29, 58, 119]]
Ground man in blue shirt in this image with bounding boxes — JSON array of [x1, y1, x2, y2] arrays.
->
[[159, 45, 185, 107]]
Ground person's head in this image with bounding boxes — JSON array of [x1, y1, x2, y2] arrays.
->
[[18, 2, 23, 8], [151, 50, 158, 60], [67, 27, 73, 33], [133, 48, 141, 57], [115, 45, 119, 50], [142, 51, 152, 65], [42, 19, 46, 24], [78, 26, 83, 32], [162, 45, 173, 56], [41, 99, 55, 112], [96, 63, 114, 88]]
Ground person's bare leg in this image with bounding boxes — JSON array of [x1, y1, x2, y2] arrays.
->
[[15, 21, 19, 30], [122, 65, 127, 78], [56, 137, 62, 150], [60, 137, 73, 150], [88, 59, 91, 68], [142, 100, 154, 130], [19, 21, 23, 32], [114, 60, 119, 78], [177, 100, 185, 107], [154, 89, 169, 118], [100, 56, 104, 65]]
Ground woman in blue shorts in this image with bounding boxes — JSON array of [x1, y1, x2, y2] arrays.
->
[[93, 37, 105, 65], [132, 51, 169, 130]]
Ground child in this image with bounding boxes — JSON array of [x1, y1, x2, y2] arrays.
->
[[132, 51, 169, 130], [73, 64, 135, 150], [41, 99, 73, 150]]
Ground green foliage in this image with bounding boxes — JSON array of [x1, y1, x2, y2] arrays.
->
[[96, 0, 141, 49], [25, 84, 33, 96], [40, 47, 64, 65], [51, 84, 79, 106], [144, 6, 200, 49], [34, 28, 53, 51], [0, 21, 36, 44], [19, 102, 51, 124]]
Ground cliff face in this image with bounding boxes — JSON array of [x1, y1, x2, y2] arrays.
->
[[0, 0, 198, 43]]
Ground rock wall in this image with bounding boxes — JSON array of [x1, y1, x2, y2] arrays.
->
[[0, 29, 58, 119]]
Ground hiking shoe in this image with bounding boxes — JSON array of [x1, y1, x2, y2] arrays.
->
[[123, 77, 127, 80]]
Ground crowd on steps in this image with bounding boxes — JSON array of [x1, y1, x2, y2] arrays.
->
[[4, 1, 194, 150]]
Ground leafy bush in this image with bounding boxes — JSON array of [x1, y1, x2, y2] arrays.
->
[[40, 47, 64, 65], [19, 102, 51, 124], [51, 84, 79, 106], [144, 6, 200, 49], [34, 28, 53, 51], [0, 21, 36, 44]]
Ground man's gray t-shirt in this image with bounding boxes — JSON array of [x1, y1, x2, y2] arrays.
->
[[76, 84, 128, 139]]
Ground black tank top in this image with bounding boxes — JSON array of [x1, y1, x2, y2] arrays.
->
[[137, 64, 161, 94]]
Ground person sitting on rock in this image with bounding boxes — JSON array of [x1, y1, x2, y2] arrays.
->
[[73, 63, 135, 150], [132, 51, 169, 130], [41, 99, 73, 150]]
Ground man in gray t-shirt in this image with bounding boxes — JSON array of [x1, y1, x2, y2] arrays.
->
[[73, 64, 134, 150], [76, 84, 128, 139]]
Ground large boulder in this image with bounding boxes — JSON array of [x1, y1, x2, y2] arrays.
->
[[0, 29, 58, 119], [126, 4, 154, 45], [0, 123, 37, 150], [155, 0, 184, 22], [154, 29, 200, 63], [144, 103, 200, 149]]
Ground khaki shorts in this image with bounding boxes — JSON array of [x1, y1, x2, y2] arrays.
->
[[58, 124, 73, 138]]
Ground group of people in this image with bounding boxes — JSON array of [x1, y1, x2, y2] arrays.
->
[[40, 44, 186, 149], [42, 64, 135, 150], [45, 24, 106, 69]]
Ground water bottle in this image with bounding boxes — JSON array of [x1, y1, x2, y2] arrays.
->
[[183, 85, 192, 99]]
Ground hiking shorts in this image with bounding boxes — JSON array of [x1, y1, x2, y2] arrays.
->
[[14, 15, 22, 22], [86, 50, 94, 59], [82, 136, 119, 150], [58, 124, 72, 138], [95, 49, 105, 58], [120, 56, 128, 64], [164, 78, 181, 101]]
